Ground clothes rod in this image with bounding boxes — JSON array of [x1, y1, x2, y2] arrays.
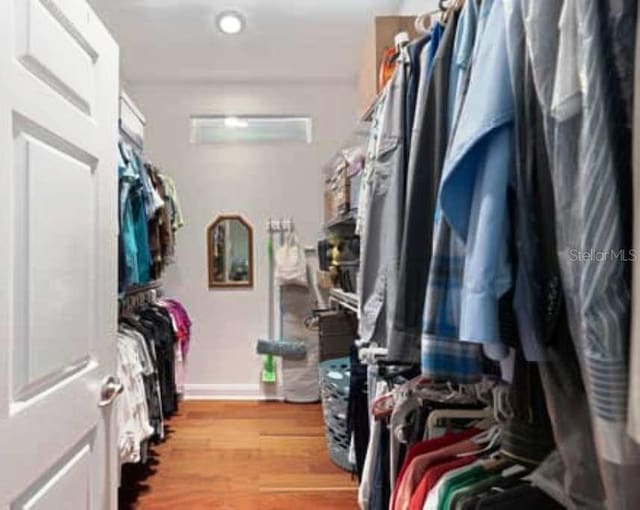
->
[[121, 280, 162, 298]]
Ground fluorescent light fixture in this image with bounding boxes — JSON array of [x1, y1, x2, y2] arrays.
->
[[217, 11, 245, 35], [190, 115, 313, 144], [224, 116, 249, 128]]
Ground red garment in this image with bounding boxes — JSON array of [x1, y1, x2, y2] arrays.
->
[[392, 428, 479, 510], [379, 46, 398, 90], [408, 455, 477, 510], [394, 438, 481, 510]]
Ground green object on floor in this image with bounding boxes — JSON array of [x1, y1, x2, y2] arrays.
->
[[262, 235, 277, 383], [262, 354, 277, 383]]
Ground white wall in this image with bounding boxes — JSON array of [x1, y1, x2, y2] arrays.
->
[[129, 82, 357, 399], [397, 0, 439, 15]]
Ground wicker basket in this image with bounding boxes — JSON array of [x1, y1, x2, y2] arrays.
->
[[319, 357, 352, 472]]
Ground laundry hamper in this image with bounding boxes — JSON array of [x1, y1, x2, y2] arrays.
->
[[319, 357, 352, 472]]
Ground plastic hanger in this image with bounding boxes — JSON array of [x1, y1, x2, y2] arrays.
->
[[372, 390, 397, 419], [394, 31, 410, 52], [414, 13, 432, 35], [492, 385, 514, 423], [424, 407, 493, 440], [456, 425, 503, 458]]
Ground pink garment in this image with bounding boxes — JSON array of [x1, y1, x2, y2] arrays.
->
[[158, 298, 191, 394], [158, 298, 192, 357]]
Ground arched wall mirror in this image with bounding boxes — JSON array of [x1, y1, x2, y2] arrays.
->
[[207, 214, 254, 289]]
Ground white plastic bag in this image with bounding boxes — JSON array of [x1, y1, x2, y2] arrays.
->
[[274, 232, 308, 287]]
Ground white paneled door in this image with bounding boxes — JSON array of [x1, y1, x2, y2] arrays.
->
[[0, 0, 120, 509]]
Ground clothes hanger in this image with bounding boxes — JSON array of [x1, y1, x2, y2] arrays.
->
[[438, 0, 451, 22], [440, 0, 464, 24], [492, 385, 515, 423], [414, 13, 432, 35], [371, 363, 421, 420], [455, 425, 503, 458], [394, 31, 411, 53], [374, 377, 484, 423], [424, 407, 494, 440], [416, 380, 487, 405], [372, 390, 398, 419]]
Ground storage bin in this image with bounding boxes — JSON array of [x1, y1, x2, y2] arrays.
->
[[317, 310, 357, 361]]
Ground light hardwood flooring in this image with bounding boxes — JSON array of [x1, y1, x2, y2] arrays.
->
[[119, 400, 358, 509]]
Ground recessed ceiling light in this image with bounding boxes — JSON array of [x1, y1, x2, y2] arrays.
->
[[217, 11, 245, 35]]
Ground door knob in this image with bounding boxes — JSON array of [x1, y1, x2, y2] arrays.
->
[[98, 376, 124, 408]]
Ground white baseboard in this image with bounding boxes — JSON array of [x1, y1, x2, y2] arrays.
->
[[184, 383, 284, 401]]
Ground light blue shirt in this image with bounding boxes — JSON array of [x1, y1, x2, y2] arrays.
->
[[438, 0, 513, 360], [446, 0, 479, 137], [420, 0, 484, 382]]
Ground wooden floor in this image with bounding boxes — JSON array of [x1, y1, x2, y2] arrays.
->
[[119, 400, 358, 509]]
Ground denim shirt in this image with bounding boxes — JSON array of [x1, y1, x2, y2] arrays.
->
[[439, 0, 513, 360]]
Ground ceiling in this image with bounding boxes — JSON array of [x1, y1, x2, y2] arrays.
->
[[90, 0, 403, 84]]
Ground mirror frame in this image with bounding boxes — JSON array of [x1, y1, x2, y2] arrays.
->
[[207, 214, 254, 289]]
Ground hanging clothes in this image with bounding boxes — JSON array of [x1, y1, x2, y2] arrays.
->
[[629, 0, 640, 446], [116, 331, 155, 464], [353, 0, 640, 508], [420, 0, 483, 383], [437, 0, 513, 362], [117, 138, 184, 291], [358, 52, 407, 349], [391, 16, 457, 365], [545, 2, 640, 508], [117, 296, 193, 466]]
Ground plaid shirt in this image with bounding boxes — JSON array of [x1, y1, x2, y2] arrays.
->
[[420, 0, 484, 383], [421, 206, 483, 383]]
